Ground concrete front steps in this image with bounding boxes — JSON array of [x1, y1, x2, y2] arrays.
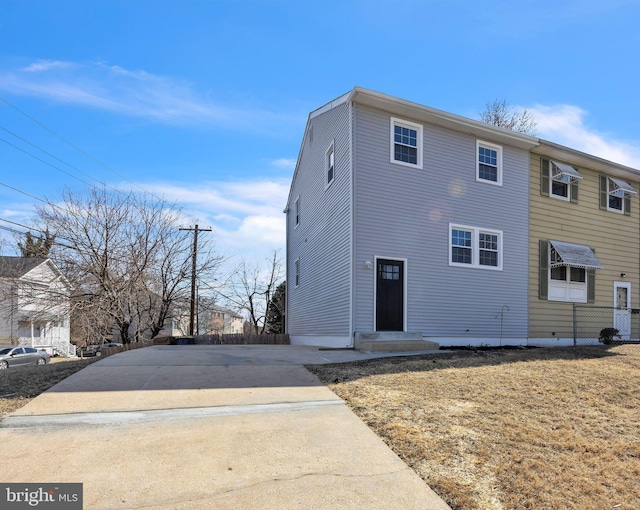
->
[[355, 332, 439, 353]]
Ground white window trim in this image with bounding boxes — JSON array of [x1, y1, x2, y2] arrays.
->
[[390, 117, 423, 169], [294, 258, 300, 288], [549, 163, 572, 201], [448, 224, 503, 271], [607, 178, 626, 214], [325, 141, 335, 190], [476, 140, 503, 186], [294, 196, 300, 228]]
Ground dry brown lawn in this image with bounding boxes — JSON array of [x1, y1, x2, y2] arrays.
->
[[0, 357, 96, 418], [308, 345, 640, 510]]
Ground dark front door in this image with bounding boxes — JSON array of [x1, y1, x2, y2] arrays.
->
[[376, 259, 404, 331]]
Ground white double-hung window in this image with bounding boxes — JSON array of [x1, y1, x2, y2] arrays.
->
[[449, 224, 503, 270], [600, 175, 637, 214], [390, 117, 423, 169], [476, 141, 502, 185], [540, 159, 582, 202]]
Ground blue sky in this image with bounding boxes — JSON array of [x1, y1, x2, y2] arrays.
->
[[1, 0, 640, 264]]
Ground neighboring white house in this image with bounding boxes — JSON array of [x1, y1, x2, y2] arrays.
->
[[0, 256, 75, 357]]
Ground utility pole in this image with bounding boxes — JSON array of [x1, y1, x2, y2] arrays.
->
[[179, 224, 212, 336]]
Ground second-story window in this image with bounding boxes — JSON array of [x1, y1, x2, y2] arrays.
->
[[390, 117, 423, 169], [476, 141, 502, 185], [540, 159, 582, 203], [601, 175, 637, 215], [326, 143, 335, 187]]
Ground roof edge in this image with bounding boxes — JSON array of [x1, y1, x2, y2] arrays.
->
[[309, 90, 353, 120], [350, 87, 540, 150], [537, 139, 640, 179]]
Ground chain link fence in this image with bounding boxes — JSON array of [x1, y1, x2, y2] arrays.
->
[[573, 304, 640, 346]]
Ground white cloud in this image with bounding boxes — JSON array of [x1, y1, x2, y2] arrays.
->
[[271, 157, 296, 170], [141, 178, 289, 263], [149, 179, 289, 218], [1, 207, 33, 219], [0, 60, 302, 130], [229, 215, 285, 246], [22, 60, 74, 73], [531, 104, 640, 168]]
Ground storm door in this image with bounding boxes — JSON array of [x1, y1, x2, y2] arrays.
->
[[614, 282, 631, 340], [376, 259, 404, 331]]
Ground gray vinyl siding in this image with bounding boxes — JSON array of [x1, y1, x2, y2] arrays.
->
[[353, 104, 529, 340], [286, 102, 352, 336]]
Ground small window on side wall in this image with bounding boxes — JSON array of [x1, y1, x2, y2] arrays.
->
[[326, 143, 335, 188], [294, 259, 300, 287], [294, 197, 300, 227], [476, 141, 502, 185]]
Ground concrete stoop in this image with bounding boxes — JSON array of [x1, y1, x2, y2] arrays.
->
[[355, 332, 439, 353]]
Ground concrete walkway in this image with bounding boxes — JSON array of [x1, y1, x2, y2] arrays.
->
[[1, 345, 451, 509]]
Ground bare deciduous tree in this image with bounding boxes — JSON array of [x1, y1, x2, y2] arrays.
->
[[479, 99, 537, 135], [37, 187, 222, 344], [222, 250, 282, 335]]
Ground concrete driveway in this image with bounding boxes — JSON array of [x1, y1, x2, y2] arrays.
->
[[1, 345, 450, 509]]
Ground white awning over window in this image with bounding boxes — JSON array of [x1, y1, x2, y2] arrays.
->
[[609, 177, 637, 195], [551, 161, 583, 181], [550, 240, 603, 270]]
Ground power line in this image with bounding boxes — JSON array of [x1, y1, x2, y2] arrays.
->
[[0, 126, 126, 196], [0, 218, 76, 250], [0, 217, 50, 236], [0, 217, 72, 243], [0, 180, 53, 206], [0, 95, 168, 203], [0, 224, 25, 236], [0, 136, 97, 188]]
